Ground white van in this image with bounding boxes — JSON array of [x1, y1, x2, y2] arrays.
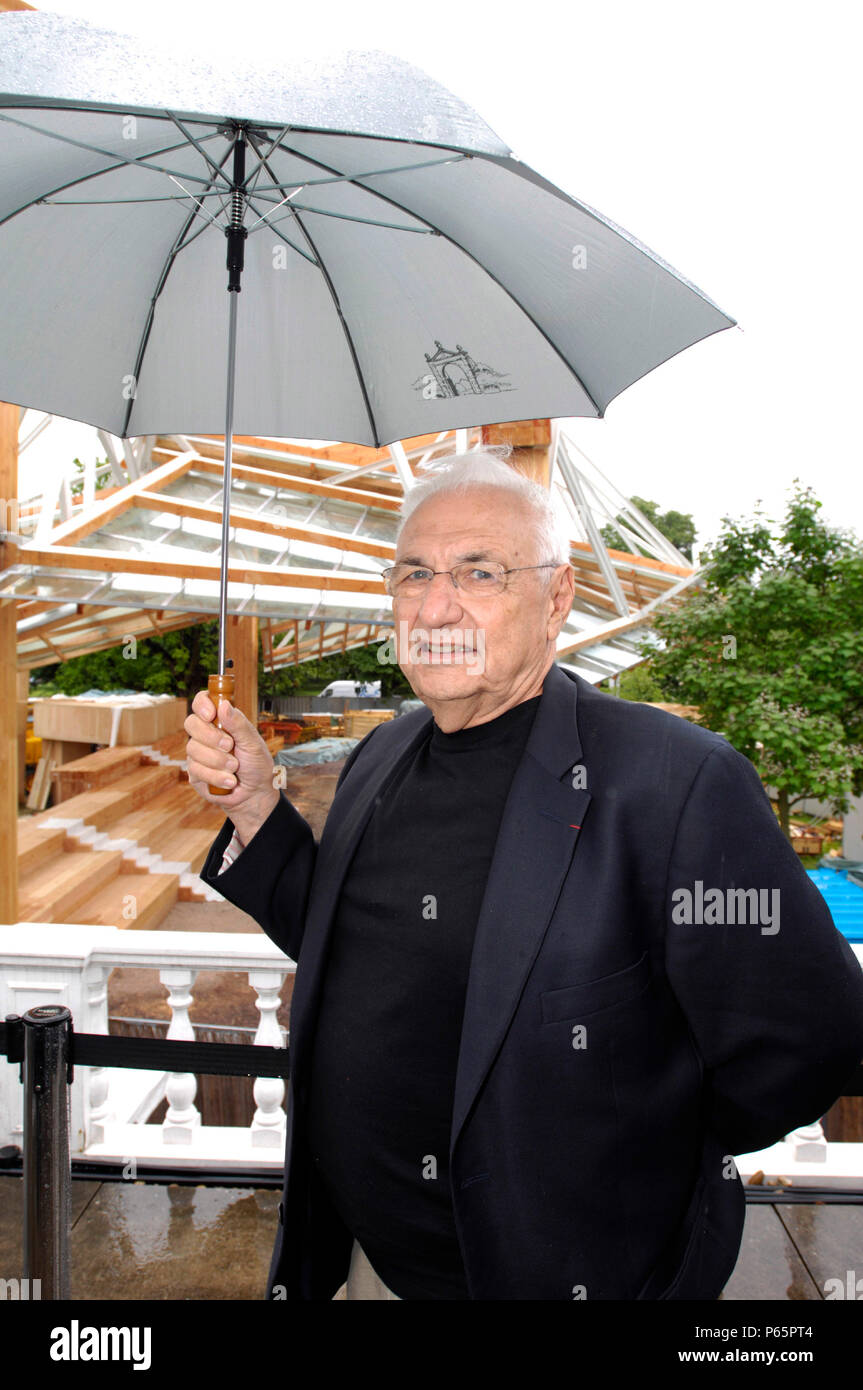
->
[[318, 679, 381, 698]]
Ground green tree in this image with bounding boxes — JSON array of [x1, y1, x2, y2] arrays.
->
[[31, 622, 413, 703], [618, 662, 666, 702], [645, 484, 863, 838], [31, 621, 223, 703], [69, 456, 112, 497], [601, 495, 696, 561]]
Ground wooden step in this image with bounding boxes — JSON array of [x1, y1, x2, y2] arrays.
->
[[108, 765, 182, 808], [30, 785, 140, 833], [108, 788, 212, 851], [75, 869, 179, 930], [142, 729, 188, 758], [17, 822, 68, 876], [19, 849, 124, 923], [51, 746, 143, 802], [177, 802, 231, 831], [167, 827, 222, 873], [30, 766, 181, 833]]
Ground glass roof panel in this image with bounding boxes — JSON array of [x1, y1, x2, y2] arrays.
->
[[360, 512, 399, 542], [261, 495, 319, 523], [160, 472, 224, 503], [0, 569, 107, 600], [313, 499, 370, 534]]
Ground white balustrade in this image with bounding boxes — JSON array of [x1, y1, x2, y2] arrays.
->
[[0, 923, 295, 1170], [84, 962, 113, 1146], [161, 967, 201, 1144], [249, 969, 287, 1148], [787, 1121, 828, 1163], [1, 927, 861, 1184]]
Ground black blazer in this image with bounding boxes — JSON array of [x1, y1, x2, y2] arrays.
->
[[200, 664, 863, 1299]]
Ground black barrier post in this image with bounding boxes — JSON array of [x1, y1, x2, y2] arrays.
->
[[22, 1005, 72, 1300]]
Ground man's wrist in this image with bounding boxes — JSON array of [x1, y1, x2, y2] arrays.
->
[[228, 788, 281, 846]]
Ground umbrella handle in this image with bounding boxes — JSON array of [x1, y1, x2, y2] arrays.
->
[[207, 670, 236, 797]]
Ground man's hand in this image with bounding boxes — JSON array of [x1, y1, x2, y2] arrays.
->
[[185, 690, 280, 844]]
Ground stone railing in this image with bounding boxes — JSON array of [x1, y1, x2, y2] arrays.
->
[[0, 923, 294, 1169], [1, 926, 861, 1185]]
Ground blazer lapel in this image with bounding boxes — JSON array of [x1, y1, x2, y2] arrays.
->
[[450, 664, 591, 1152]]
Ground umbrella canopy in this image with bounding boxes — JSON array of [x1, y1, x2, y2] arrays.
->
[[0, 12, 735, 447]]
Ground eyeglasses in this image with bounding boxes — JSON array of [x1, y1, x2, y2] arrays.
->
[[381, 561, 560, 597]]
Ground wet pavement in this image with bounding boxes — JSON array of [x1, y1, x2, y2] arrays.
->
[[1, 1176, 860, 1299], [0, 1175, 280, 1300]]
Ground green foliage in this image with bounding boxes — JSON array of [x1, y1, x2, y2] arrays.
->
[[31, 620, 412, 703], [31, 622, 222, 702], [601, 494, 696, 561], [646, 483, 863, 835], [260, 635, 412, 699], [618, 662, 666, 703], [69, 457, 113, 497]]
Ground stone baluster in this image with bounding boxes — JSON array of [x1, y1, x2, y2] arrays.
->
[[787, 1120, 828, 1162], [249, 969, 287, 1148], [160, 967, 200, 1144], [84, 963, 113, 1145]]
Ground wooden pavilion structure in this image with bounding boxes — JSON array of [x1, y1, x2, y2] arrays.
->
[[0, 406, 700, 923]]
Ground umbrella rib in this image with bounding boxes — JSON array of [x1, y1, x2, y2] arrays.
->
[[259, 134, 605, 415], [0, 114, 226, 227], [166, 112, 235, 190], [272, 151, 469, 188], [162, 181, 318, 264], [251, 218, 319, 267], [0, 109, 225, 183], [257, 203, 436, 235], [292, 210, 381, 445], [36, 193, 233, 206], [120, 144, 237, 437], [247, 130, 380, 446], [243, 123, 295, 196]]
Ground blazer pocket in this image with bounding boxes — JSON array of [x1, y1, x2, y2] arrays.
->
[[540, 950, 651, 1024]]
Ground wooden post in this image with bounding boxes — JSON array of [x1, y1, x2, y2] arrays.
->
[[17, 668, 28, 805], [227, 615, 259, 726], [481, 419, 552, 488], [0, 402, 19, 923]]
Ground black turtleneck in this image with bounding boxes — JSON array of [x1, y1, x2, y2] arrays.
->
[[304, 692, 542, 1299]]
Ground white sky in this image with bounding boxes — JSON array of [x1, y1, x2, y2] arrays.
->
[[14, 0, 863, 551]]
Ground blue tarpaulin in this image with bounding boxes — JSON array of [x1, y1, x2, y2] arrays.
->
[[274, 737, 360, 768], [809, 866, 863, 943]]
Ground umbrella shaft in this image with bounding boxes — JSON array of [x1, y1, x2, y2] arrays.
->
[[218, 290, 239, 676]]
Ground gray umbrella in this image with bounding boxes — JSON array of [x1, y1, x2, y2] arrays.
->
[[0, 12, 734, 681]]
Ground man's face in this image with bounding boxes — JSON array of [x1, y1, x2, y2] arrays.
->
[[391, 485, 573, 727]]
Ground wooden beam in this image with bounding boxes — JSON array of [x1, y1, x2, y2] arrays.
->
[[0, 402, 19, 920], [17, 612, 209, 669], [190, 455, 403, 511], [482, 420, 552, 489], [267, 619, 390, 668], [44, 452, 196, 546], [159, 430, 444, 469], [227, 615, 258, 723], [135, 490, 395, 559], [18, 543, 388, 592], [569, 539, 692, 580]]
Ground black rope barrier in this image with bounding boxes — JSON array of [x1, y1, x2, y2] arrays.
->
[[1, 1017, 290, 1078]]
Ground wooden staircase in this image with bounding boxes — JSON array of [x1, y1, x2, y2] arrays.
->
[[17, 732, 228, 929]]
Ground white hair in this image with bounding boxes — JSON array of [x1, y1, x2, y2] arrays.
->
[[396, 446, 571, 579]]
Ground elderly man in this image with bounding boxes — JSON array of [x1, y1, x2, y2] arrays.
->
[[187, 451, 863, 1301]]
